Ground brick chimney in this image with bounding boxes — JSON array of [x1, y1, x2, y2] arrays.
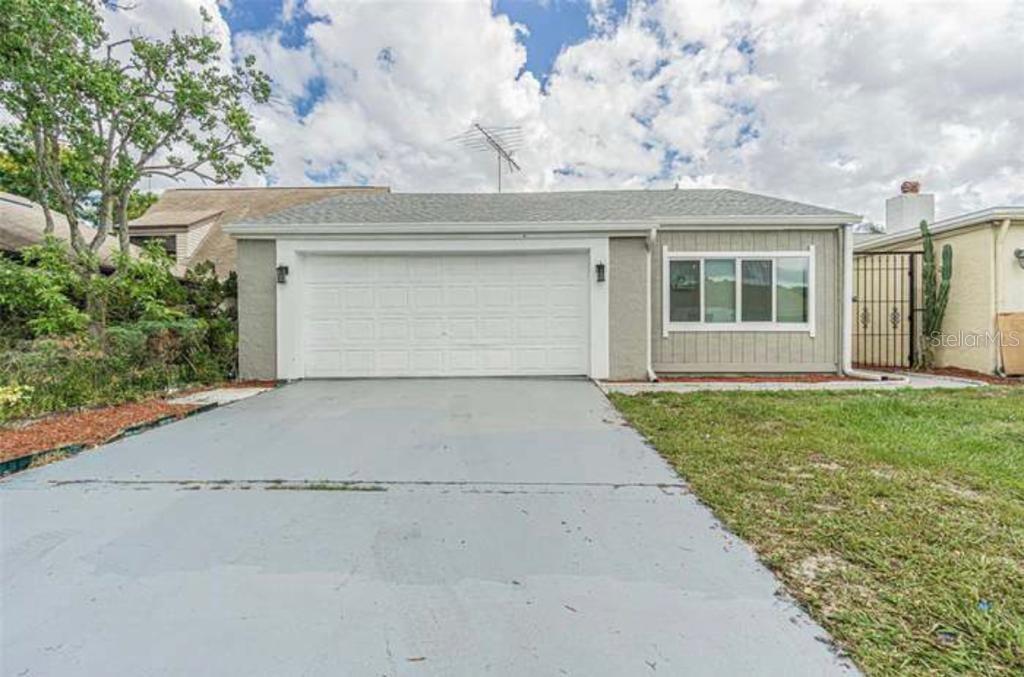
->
[[885, 180, 934, 232]]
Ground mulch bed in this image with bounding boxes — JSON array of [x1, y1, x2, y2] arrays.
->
[[652, 373, 859, 384], [923, 367, 1023, 385], [859, 365, 1024, 385], [0, 399, 197, 464]]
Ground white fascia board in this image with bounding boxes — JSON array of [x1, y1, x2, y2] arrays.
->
[[225, 213, 859, 237], [227, 221, 655, 237], [857, 206, 1024, 251]]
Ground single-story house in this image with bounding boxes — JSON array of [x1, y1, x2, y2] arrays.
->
[[225, 188, 861, 381], [128, 185, 389, 277], [0, 191, 148, 273], [857, 188, 1023, 375]]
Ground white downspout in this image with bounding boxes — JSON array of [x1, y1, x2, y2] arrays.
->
[[645, 227, 658, 382], [994, 218, 1011, 375], [841, 223, 895, 381]]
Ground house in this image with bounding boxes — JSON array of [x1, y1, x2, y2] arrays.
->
[[856, 184, 1024, 375], [0, 191, 143, 272], [224, 188, 861, 381], [128, 185, 390, 277]]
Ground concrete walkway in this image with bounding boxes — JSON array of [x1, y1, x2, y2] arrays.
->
[[601, 371, 985, 395], [1, 379, 857, 676]]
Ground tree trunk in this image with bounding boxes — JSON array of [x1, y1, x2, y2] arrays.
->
[[84, 277, 107, 340], [115, 192, 131, 254], [31, 128, 55, 235]]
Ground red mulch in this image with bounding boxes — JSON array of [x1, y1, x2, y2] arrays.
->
[[861, 365, 1024, 385], [920, 367, 1023, 385], [651, 373, 858, 384], [0, 400, 196, 463]]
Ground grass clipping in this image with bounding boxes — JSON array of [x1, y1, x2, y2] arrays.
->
[[611, 387, 1024, 675]]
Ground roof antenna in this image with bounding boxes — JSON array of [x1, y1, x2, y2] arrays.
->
[[449, 123, 522, 192]]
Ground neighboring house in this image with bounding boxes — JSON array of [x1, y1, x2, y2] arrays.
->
[[0, 191, 142, 272], [224, 188, 861, 381], [128, 186, 390, 277], [857, 186, 1024, 375]]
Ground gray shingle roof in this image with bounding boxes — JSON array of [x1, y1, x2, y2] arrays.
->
[[238, 188, 857, 228]]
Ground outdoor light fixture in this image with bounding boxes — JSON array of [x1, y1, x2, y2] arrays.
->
[[276, 265, 289, 283], [1015, 248, 1024, 270], [595, 262, 606, 282]]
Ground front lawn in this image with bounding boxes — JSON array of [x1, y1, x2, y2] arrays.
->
[[610, 387, 1024, 675]]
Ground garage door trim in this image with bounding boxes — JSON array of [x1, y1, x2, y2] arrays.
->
[[275, 237, 610, 380]]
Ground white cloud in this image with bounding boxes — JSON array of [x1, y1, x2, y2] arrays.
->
[[99, 0, 1024, 223]]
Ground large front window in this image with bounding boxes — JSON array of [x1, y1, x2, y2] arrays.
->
[[663, 249, 814, 333]]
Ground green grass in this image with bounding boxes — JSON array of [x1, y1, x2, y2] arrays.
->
[[610, 387, 1024, 676]]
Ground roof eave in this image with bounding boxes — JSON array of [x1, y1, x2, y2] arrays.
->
[[857, 206, 1024, 251], [225, 213, 859, 237]]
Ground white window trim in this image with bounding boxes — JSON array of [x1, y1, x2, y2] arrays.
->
[[662, 247, 816, 335]]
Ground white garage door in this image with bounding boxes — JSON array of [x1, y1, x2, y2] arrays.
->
[[301, 252, 590, 377]]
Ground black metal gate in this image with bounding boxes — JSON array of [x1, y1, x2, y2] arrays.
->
[[853, 251, 923, 369]]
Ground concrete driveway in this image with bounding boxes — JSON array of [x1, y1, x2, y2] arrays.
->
[[1, 379, 855, 676]]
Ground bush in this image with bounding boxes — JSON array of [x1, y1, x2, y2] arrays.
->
[[0, 238, 239, 422], [0, 241, 88, 338], [0, 318, 235, 423], [104, 241, 187, 323]]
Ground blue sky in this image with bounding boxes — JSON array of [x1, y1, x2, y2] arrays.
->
[[220, 0, 627, 82], [101, 0, 1024, 222]]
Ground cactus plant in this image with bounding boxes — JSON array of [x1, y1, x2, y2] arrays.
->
[[916, 220, 953, 369]]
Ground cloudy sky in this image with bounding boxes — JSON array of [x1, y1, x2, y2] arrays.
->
[[103, 0, 1024, 224]]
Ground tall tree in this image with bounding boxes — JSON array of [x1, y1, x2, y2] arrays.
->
[[0, 0, 272, 327], [0, 124, 157, 224]]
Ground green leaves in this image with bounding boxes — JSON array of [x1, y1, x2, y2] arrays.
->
[[0, 239, 89, 338], [0, 0, 272, 318]]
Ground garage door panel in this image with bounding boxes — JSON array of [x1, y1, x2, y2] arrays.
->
[[378, 287, 409, 308], [377, 318, 410, 340], [412, 317, 444, 340], [301, 252, 589, 377], [411, 286, 443, 307], [480, 287, 514, 307], [480, 317, 513, 340], [340, 287, 374, 309], [305, 320, 341, 345], [444, 286, 477, 307], [446, 318, 476, 339]]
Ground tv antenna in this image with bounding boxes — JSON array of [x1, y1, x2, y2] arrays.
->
[[449, 123, 523, 192]]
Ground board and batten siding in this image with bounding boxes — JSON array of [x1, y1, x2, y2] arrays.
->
[[652, 229, 843, 373]]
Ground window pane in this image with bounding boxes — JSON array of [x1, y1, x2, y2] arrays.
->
[[741, 260, 773, 322], [703, 259, 736, 323], [669, 260, 700, 322], [777, 257, 809, 323]]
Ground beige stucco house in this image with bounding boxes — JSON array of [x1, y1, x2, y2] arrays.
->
[[857, 191, 1024, 375], [223, 188, 862, 381]]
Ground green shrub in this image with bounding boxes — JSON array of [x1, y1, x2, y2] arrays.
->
[[0, 318, 236, 423], [0, 240, 239, 422], [104, 241, 186, 323], [0, 239, 88, 338]]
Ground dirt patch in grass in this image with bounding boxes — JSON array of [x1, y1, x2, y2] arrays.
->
[[0, 399, 196, 463], [611, 388, 1024, 675]]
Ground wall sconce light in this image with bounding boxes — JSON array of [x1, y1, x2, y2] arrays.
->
[[595, 262, 606, 282], [1015, 248, 1024, 270], [276, 265, 289, 283]]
